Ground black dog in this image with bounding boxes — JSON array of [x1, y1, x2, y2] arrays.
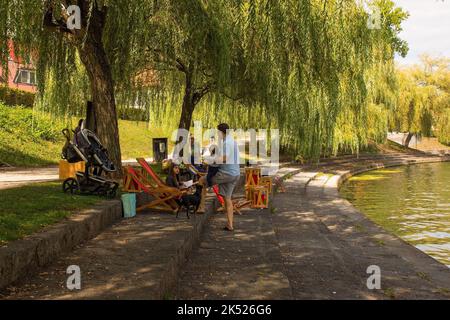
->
[[176, 185, 203, 219]]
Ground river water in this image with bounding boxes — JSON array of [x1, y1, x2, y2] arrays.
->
[[340, 162, 450, 268]]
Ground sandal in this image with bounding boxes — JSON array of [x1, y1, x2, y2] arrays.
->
[[223, 226, 234, 232]]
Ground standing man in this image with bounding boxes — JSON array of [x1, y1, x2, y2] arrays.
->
[[199, 123, 240, 231]]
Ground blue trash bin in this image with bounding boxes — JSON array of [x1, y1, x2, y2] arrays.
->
[[121, 193, 136, 218]]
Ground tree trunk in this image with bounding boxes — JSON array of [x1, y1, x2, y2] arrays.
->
[[77, 6, 122, 176], [178, 96, 196, 131], [404, 132, 414, 147], [178, 71, 196, 131]]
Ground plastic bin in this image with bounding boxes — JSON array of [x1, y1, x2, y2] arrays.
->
[[59, 160, 85, 180], [121, 193, 136, 218]]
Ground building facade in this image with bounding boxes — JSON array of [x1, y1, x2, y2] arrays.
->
[[0, 42, 37, 93]]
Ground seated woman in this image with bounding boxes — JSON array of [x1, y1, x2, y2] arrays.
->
[[166, 162, 203, 216], [165, 162, 182, 189]]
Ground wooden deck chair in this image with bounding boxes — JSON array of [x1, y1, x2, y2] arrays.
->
[[212, 185, 251, 215], [245, 167, 261, 187], [136, 158, 166, 188], [245, 167, 262, 199], [125, 166, 182, 213]]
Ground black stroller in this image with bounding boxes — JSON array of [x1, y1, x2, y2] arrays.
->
[[61, 119, 119, 198]]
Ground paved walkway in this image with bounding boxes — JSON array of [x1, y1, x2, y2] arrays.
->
[[175, 152, 450, 300], [1, 152, 450, 299], [0, 167, 58, 190], [0, 158, 152, 190], [176, 210, 292, 299]]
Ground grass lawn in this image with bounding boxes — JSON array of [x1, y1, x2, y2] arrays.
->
[[118, 120, 174, 160], [0, 132, 63, 167], [0, 102, 174, 167], [0, 182, 101, 246]]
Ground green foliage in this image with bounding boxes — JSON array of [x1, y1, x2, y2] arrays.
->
[[0, 102, 173, 166], [0, 182, 100, 245], [0, 102, 63, 141], [437, 109, 450, 146], [190, 0, 407, 159], [118, 107, 149, 122], [367, 104, 389, 144], [0, 85, 35, 107], [391, 56, 450, 142], [0, 102, 65, 166], [1, 0, 409, 160]]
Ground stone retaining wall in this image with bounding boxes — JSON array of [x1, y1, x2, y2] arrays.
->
[[0, 188, 218, 295], [0, 200, 123, 290]]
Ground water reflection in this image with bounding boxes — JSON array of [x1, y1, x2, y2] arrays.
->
[[340, 162, 450, 268]]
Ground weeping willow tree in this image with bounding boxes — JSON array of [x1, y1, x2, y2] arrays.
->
[[0, 0, 253, 170], [1, 0, 409, 165], [128, 0, 230, 130], [0, 0, 165, 174], [390, 55, 450, 146], [187, 0, 408, 159], [112, 0, 267, 132], [0, 0, 121, 171], [392, 68, 432, 146]]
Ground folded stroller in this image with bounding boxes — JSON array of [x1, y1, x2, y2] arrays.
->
[[61, 119, 119, 198]]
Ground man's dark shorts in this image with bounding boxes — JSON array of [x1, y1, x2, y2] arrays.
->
[[211, 172, 240, 199]]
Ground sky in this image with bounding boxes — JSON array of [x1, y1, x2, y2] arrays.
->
[[393, 0, 450, 66]]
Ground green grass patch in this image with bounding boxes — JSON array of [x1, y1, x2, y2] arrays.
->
[[0, 102, 175, 167], [0, 182, 101, 245], [118, 120, 173, 160], [0, 103, 65, 166]]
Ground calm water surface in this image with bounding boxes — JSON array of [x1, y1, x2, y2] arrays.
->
[[340, 162, 450, 268]]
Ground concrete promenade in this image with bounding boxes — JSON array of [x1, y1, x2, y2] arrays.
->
[[1, 152, 450, 299]]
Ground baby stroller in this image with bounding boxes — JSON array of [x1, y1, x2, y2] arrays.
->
[[61, 119, 119, 198]]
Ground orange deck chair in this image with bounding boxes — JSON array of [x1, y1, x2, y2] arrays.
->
[[125, 165, 182, 213], [136, 158, 168, 188]]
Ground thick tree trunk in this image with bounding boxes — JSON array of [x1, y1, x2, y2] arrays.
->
[[77, 6, 122, 176]]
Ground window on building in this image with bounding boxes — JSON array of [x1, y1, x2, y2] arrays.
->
[[14, 69, 36, 85]]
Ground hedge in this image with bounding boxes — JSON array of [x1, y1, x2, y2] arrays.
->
[[0, 85, 35, 107]]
